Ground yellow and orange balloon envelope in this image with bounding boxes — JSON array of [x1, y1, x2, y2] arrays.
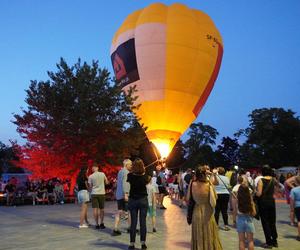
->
[[111, 3, 223, 158]]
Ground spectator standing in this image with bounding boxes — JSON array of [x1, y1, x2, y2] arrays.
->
[[215, 167, 231, 231], [77, 166, 90, 228], [285, 173, 300, 226], [290, 176, 300, 241], [189, 166, 222, 250], [113, 159, 132, 236], [232, 176, 245, 227], [178, 170, 185, 208], [147, 180, 157, 233], [127, 158, 151, 250], [256, 166, 278, 248], [157, 167, 168, 209], [88, 163, 109, 229], [236, 184, 256, 250]]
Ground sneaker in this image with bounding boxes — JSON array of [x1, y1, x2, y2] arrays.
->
[[141, 244, 147, 249], [79, 224, 89, 229], [112, 230, 122, 236], [128, 245, 135, 250], [272, 242, 278, 248], [95, 224, 100, 229], [296, 236, 300, 241], [224, 226, 230, 231], [99, 223, 106, 229], [153, 228, 157, 233]]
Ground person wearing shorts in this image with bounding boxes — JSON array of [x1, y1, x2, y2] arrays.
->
[[77, 166, 90, 228], [113, 159, 132, 236], [236, 184, 256, 250], [88, 163, 109, 229], [290, 176, 300, 241]]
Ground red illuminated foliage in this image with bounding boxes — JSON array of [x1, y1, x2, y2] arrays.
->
[[13, 59, 145, 191]]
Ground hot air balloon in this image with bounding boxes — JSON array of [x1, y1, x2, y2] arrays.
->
[[111, 3, 223, 158]]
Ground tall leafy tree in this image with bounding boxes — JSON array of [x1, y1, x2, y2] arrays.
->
[[0, 142, 21, 175], [185, 122, 219, 156], [13, 58, 145, 185], [183, 122, 219, 169], [237, 108, 300, 168], [166, 140, 186, 169], [216, 136, 241, 168]]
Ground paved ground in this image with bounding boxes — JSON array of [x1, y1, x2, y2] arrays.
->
[[0, 198, 299, 250]]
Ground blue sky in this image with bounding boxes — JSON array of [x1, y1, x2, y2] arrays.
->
[[1, 0, 300, 145]]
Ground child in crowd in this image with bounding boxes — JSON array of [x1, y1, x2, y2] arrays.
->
[[146, 180, 157, 232], [236, 184, 256, 250]]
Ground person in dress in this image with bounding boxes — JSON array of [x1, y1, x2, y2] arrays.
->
[[127, 158, 151, 250], [189, 166, 223, 250], [236, 184, 256, 250]]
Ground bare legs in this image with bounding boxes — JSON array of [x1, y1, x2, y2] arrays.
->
[[93, 208, 100, 225], [80, 203, 88, 225], [114, 210, 131, 231], [238, 232, 254, 250]]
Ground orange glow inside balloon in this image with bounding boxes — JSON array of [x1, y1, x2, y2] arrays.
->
[[152, 139, 171, 159]]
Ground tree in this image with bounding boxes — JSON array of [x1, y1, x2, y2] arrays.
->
[[183, 122, 219, 169], [0, 142, 21, 175], [13, 58, 145, 186], [166, 140, 186, 169], [237, 108, 300, 168], [216, 136, 241, 168], [185, 122, 219, 157]]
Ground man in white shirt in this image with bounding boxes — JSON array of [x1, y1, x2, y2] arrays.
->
[[88, 163, 109, 229]]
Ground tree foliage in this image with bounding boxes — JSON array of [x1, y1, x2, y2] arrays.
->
[[13, 58, 146, 181], [216, 136, 241, 168], [238, 108, 300, 168]]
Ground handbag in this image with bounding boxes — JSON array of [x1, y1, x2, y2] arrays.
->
[[187, 181, 195, 225], [209, 181, 217, 208]]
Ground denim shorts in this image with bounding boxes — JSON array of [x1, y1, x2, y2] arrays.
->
[[77, 190, 90, 204], [236, 214, 255, 233]]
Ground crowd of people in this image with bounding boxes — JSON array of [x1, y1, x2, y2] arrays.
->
[[0, 177, 69, 206], [1, 162, 300, 250], [72, 160, 300, 250]]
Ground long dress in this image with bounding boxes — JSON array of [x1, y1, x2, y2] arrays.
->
[[191, 182, 223, 250]]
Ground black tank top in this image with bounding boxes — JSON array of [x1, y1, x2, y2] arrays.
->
[[261, 178, 274, 200]]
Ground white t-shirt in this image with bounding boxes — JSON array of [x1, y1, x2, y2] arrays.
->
[[88, 172, 107, 195]]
